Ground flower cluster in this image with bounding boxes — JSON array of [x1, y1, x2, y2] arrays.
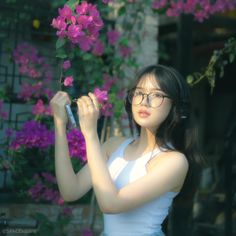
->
[[10, 120, 54, 150], [94, 87, 113, 117], [51, 1, 104, 52], [13, 42, 54, 101], [67, 128, 86, 162], [32, 99, 52, 116], [152, 0, 236, 22], [19, 83, 53, 102], [28, 172, 63, 204]]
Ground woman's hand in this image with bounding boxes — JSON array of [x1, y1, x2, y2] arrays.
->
[[76, 92, 100, 138], [50, 91, 71, 127]]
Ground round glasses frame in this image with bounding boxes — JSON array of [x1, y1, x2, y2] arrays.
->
[[127, 88, 171, 108]]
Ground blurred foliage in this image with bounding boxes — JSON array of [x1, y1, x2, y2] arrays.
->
[[187, 37, 236, 93]]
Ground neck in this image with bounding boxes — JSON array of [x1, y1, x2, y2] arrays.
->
[[135, 128, 157, 151]]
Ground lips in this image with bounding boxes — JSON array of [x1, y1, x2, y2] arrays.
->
[[138, 109, 151, 118]]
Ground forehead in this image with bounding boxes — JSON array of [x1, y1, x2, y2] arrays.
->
[[136, 73, 160, 90]]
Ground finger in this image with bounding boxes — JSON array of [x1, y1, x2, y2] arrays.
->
[[76, 99, 84, 117], [80, 96, 94, 110], [58, 92, 71, 105], [88, 93, 99, 110]]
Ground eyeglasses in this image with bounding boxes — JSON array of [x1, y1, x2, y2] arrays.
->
[[127, 88, 171, 108]]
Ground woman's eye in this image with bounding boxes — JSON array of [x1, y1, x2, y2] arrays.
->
[[152, 93, 163, 98], [134, 91, 143, 96]]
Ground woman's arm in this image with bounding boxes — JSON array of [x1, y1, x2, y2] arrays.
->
[[54, 122, 91, 201], [85, 132, 188, 213], [51, 91, 91, 201], [55, 122, 122, 202], [77, 93, 189, 214]]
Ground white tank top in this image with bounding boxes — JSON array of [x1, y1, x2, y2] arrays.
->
[[103, 138, 179, 236]]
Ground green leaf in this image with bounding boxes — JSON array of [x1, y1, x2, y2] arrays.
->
[[118, 6, 126, 16], [119, 38, 129, 46], [186, 75, 194, 85], [56, 48, 67, 59], [82, 53, 93, 61], [56, 38, 66, 50], [66, 0, 80, 10]]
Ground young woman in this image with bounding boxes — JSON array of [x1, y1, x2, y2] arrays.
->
[[50, 64, 200, 236]]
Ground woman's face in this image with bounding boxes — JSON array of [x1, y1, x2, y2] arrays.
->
[[131, 74, 172, 132]]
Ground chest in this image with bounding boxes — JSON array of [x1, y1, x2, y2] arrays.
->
[[107, 156, 149, 189]]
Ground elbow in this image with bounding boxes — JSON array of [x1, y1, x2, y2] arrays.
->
[[100, 206, 116, 214], [60, 192, 79, 203], [99, 202, 121, 214]]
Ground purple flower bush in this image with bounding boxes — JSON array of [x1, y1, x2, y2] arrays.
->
[[28, 173, 62, 204], [67, 128, 87, 161], [51, 1, 135, 121], [13, 42, 54, 101], [10, 121, 54, 150], [151, 0, 236, 22], [9, 120, 87, 205]]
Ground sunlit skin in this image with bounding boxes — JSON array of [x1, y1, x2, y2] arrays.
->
[[50, 73, 189, 214], [130, 74, 172, 154]]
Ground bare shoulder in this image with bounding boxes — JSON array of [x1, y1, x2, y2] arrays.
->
[[147, 151, 189, 192], [148, 150, 189, 174], [102, 136, 127, 160]]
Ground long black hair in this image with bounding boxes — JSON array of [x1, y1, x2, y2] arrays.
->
[[125, 64, 205, 167]]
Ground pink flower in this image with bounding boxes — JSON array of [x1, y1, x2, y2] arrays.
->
[[58, 5, 72, 20], [64, 76, 74, 87], [67, 24, 84, 43], [93, 88, 108, 103], [52, 2, 103, 52], [101, 103, 113, 117], [32, 99, 45, 115], [119, 45, 132, 58], [75, 1, 89, 15], [107, 30, 120, 46], [77, 35, 93, 52], [92, 40, 104, 56], [77, 15, 93, 29], [63, 60, 71, 70], [51, 16, 67, 31]]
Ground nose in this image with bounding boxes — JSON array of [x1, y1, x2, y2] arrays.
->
[[140, 94, 150, 106]]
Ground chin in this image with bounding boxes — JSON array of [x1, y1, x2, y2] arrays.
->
[[134, 119, 159, 131]]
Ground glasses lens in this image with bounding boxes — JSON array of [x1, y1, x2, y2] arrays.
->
[[127, 89, 165, 108], [148, 94, 164, 108], [129, 90, 143, 105]]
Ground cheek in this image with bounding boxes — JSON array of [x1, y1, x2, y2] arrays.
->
[[131, 103, 172, 128], [157, 102, 172, 121]]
